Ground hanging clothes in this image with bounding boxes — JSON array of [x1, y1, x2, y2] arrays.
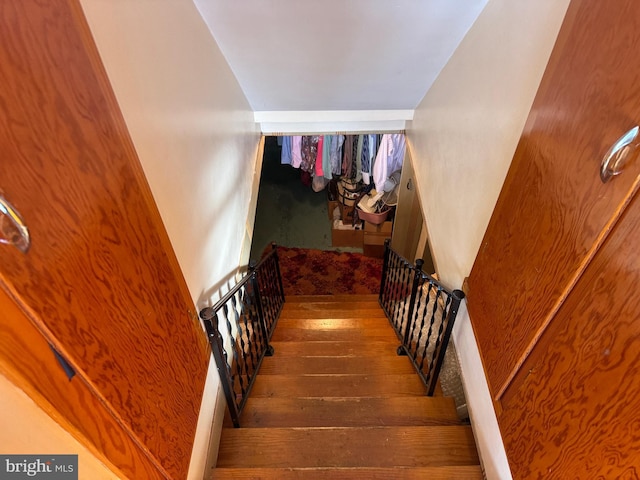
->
[[321, 136, 332, 180], [330, 135, 344, 176], [301, 135, 319, 173], [281, 136, 293, 165], [292, 136, 303, 168], [373, 134, 406, 192], [361, 134, 375, 184], [315, 136, 325, 177], [349, 135, 359, 179], [342, 135, 353, 177]]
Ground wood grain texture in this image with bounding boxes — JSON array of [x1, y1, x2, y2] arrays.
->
[[251, 374, 427, 397], [466, 0, 640, 398], [212, 466, 484, 480], [269, 340, 403, 357], [285, 294, 379, 303], [216, 426, 479, 468], [281, 300, 382, 311], [0, 2, 209, 478], [271, 319, 399, 342], [212, 466, 483, 480], [226, 397, 459, 428], [499, 192, 640, 478], [0, 287, 168, 480], [259, 356, 415, 375], [278, 308, 387, 319]]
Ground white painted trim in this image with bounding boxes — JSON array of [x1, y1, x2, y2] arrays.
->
[[453, 302, 512, 480], [254, 110, 414, 123], [259, 120, 407, 135], [255, 110, 414, 134]]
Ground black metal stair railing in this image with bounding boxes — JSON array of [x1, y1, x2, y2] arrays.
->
[[199, 244, 285, 428], [379, 239, 465, 395]]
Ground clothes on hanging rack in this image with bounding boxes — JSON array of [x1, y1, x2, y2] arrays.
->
[[278, 133, 405, 193]]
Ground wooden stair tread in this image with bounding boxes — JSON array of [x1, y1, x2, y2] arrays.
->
[[225, 396, 459, 428], [269, 341, 403, 357], [250, 374, 426, 397], [216, 426, 479, 468], [285, 294, 379, 303], [276, 318, 391, 329], [259, 355, 415, 375], [282, 300, 382, 311], [271, 320, 398, 342], [279, 308, 387, 319], [211, 466, 484, 479]]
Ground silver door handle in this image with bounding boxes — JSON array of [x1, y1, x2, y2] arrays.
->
[[600, 126, 639, 183], [0, 194, 30, 253]]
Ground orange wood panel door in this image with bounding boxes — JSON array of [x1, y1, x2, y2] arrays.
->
[[466, 0, 640, 399], [498, 189, 640, 479], [0, 1, 209, 478], [0, 288, 165, 480]]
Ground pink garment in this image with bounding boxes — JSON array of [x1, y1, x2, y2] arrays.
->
[[292, 136, 303, 168], [315, 135, 324, 177]]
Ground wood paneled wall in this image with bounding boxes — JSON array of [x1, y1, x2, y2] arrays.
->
[[466, 0, 640, 399], [0, 1, 210, 478]]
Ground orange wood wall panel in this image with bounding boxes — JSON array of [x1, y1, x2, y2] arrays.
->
[[466, 0, 640, 399], [0, 287, 168, 480], [498, 190, 640, 479], [0, 1, 209, 478]]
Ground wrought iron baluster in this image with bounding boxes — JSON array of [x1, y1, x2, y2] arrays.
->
[[377, 243, 466, 397], [226, 298, 248, 400], [239, 286, 260, 376], [406, 277, 429, 359], [417, 286, 443, 373], [249, 263, 274, 357], [391, 259, 412, 335], [425, 290, 463, 395]]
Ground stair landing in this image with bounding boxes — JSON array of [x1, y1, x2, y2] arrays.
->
[[213, 295, 482, 479]]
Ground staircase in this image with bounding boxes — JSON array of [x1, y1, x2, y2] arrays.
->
[[212, 294, 482, 479]]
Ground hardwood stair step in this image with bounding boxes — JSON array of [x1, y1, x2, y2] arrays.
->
[[250, 374, 426, 397], [282, 300, 382, 311], [276, 318, 391, 329], [269, 341, 403, 357], [259, 355, 415, 375], [225, 396, 460, 428], [284, 294, 379, 303], [216, 426, 479, 468], [271, 320, 398, 343], [279, 308, 387, 319], [271, 328, 397, 343], [211, 466, 484, 480]]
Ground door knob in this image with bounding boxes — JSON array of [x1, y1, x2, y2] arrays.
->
[[600, 126, 639, 183], [0, 194, 30, 253]]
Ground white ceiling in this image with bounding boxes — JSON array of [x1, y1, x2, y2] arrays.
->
[[193, 0, 488, 113]]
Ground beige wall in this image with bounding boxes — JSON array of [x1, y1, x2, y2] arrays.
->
[[0, 374, 119, 479], [79, 1, 261, 478], [406, 0, 570, 478]]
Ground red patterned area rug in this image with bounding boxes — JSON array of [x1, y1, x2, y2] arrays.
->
[[272, 247, 383, 296]]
